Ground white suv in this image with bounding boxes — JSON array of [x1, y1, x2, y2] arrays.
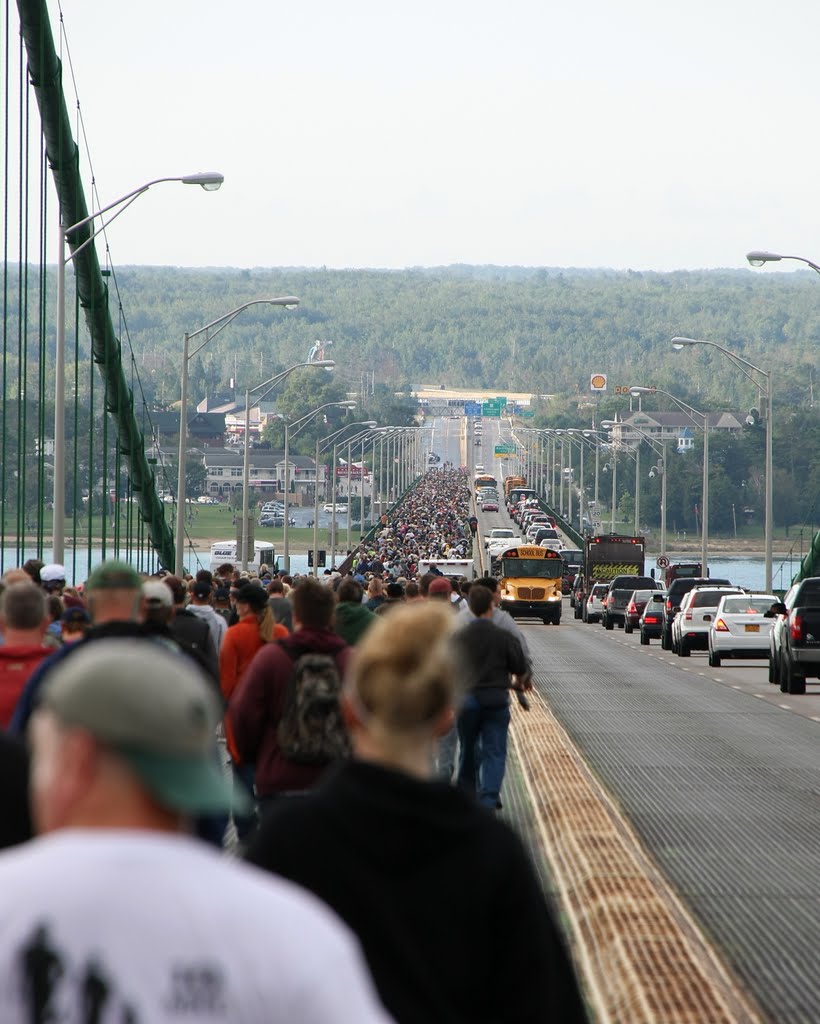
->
[[584, 583, 609, 624], [673, 586, 745, 657]]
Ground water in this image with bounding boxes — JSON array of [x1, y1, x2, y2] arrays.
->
[[0, 544, 327, 585], [647, 554, 800, 594]]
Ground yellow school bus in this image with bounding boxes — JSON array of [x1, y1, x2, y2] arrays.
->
[[494, 545, 564, 625]]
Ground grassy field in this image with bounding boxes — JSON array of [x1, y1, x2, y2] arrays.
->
[[5, 504, 367, 553]]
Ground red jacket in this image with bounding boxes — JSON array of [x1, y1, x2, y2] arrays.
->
[[219, 615, 287, 763], [230, 627, 351, 797], [0, 645, 53, 729]]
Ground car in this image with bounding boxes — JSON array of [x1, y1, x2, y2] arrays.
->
[[602, 575, 661, 630], [475, 463, 485, 472], [624, 589, 658, 633], [322, 503, 349, 514], [660, 577, 732, 650], [474, 439, 482, 446], [532, 526, 562, 550], [707, 593, 778, 667], [584, 583, 609, 624], [481, 499, 499, 512], [672, 586, 745, 656], [768, 578, 820, 692], [197, 496, 219, 505], [639, 592, 666, 644], [258, 514, 285, 528]]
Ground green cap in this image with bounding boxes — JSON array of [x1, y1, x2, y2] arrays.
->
[[85, 560, 142, 592], [41, 639, 244, 815]]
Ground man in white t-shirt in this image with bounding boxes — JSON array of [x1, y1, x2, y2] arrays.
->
[[0, 639, 391, 1023]]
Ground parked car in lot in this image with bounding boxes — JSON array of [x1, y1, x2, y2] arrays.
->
[[584, 583, 609, 624], [322, 503, 349, 514], [672, 585, 745, 656], [258, 514, 285, 528], [769, 577, 820, 694], [639, 592, 666, 644], [707, 592, 778, 667], [660, 577, 732, 650], [624, 589, 657, 633]]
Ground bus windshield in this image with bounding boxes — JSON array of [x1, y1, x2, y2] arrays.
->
[[501, 557, 562, 579]]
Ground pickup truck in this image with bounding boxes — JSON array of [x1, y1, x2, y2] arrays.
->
[[771, 577, 820, 695]]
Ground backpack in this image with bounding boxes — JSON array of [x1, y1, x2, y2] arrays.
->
[[277, 653, 351, 765]]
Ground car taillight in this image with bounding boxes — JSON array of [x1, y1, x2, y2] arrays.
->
[[644, 614, 660, 624], [628, 602, 637, 613], [714, 618, 729, 632], [790, 612, 804, 642], [602, 597, 608, 607], [684, 611, 692, 621], [666, 599, 673, 612]]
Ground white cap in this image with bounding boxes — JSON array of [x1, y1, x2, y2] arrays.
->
[[41, 563, 67, 583]]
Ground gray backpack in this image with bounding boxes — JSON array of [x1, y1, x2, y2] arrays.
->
[[277, 654, 351, 764]]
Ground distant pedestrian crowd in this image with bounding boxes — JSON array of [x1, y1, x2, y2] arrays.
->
[[0, 519, 587, 1020]]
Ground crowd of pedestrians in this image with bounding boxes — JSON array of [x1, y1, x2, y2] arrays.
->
[[0, 478, 588, 1022], [351, 468, 472, 579]]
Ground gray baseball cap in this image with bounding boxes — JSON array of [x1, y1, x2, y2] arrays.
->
[[40, 639, 242, 815]]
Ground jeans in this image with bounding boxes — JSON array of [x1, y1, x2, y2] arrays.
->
[[456, 695, 510, 809]]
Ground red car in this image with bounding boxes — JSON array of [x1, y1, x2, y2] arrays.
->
[[481, 499, 499, 512]]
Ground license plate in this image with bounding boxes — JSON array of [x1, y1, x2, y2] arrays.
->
[[745, 624, 760, 633]]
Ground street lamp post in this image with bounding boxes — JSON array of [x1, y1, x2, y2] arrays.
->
[[747, 251, 820, 276], [282, 401, 356, 574], [672, 335, 773, 591], [240, 360, 334, 571], [630, 385, 709, 576], [175, 296, 299, 576], [605, 420, 667, 553], [55, 172, 223, 564], [316, 422, 377, 572]]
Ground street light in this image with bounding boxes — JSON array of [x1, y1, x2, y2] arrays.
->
[[746, 251, 820, 275], [605, 419, 667, 553], [55, 172, 224, 564], [317, 421, 377, 572], [671, 335, 773, 591], [240, 360, 335, 571], [630, 385, 709, 575], [175, 295, 299, 575], [282, 401, 356, 573]]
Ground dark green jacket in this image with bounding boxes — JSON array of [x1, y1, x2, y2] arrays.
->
[[334, 601, 377, 646]]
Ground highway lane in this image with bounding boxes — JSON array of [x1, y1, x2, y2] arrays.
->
[[462, 428, 819, 1020], [515, 610, 820, 1024]]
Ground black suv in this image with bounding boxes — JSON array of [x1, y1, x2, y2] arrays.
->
[[602, 575, 661, 630], [660, 577, 732, 650]]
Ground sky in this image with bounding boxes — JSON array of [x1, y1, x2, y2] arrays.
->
[[30, 0, 820, 271]]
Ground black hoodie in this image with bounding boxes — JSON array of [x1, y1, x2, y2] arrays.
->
[[246, 759, 587, 1024]]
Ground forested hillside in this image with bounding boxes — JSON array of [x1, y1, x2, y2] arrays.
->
[[3, 263, 819, 540], [102, 265, 820, 416]]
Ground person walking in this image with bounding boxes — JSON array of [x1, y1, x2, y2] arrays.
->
[[454, 584, 531, 810], [231, 578, 351, 811], [187, 580, 228, 662], [7, 561, 145, 737], [0, 639, 391, 1023], [246, 602, 587, 1024], [0, 584, 53, 728], [219, 583, 287, 836], [334, 578, 377, 644]]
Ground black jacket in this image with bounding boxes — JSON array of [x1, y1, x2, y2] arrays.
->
[[454, 618, 528, 706], [246, 759, 587, 1024], [0, 733, 32, 850]]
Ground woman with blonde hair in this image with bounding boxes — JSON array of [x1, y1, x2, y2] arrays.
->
[[246, 602, 587, 1024]]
